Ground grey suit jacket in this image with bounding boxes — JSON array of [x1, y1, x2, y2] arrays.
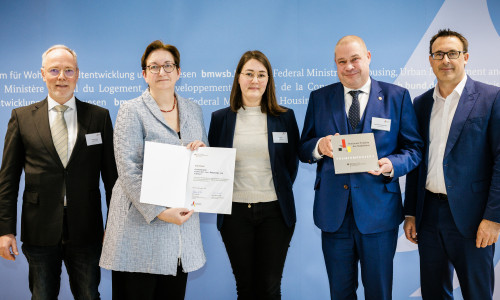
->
[[100, 90, 207, 275]]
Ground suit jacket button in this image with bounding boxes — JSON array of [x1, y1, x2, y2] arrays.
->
[[344, 185, 349, 190]]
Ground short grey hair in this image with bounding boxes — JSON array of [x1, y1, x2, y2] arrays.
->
[[42, 44, 78, 67]]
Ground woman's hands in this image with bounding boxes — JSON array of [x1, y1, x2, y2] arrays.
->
[[157, 208, 194, 225], [186, 140, 206, 151]]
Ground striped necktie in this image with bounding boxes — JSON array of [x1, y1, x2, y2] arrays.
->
[[51, 105, 69, 167]]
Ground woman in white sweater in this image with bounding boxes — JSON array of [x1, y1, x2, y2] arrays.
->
[[208, 50, 300, 300]]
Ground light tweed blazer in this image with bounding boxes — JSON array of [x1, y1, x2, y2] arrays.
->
[[100, 89, 207, 275]]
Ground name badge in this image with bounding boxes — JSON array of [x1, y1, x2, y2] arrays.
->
[[272, 132, 288, 143], [371, 117, 391, 132], [85, 133, 102, 146]]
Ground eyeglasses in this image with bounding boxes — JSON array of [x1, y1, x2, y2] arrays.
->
[[240, 72, 269, 82], [430, 51, 466, 60], [45, 68, 77, 78], [146, 63, 177, 74]]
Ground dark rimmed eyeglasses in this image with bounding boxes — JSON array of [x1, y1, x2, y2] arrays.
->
[[146, 63, 177, 74], [430, 51, 466, 60]]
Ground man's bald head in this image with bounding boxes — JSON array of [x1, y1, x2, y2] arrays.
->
[[335, 35, 368, 59], [334, 35, 371, 89]]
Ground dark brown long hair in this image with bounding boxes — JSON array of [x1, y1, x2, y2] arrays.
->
[[230, 50, 286, 116]]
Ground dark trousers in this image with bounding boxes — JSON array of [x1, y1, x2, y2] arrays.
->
[[22, 242, 102, 300], [418, 191, 495, 300], [321, 202, 398, 300], [220, 201, 294, 300], [111, 264, 187, 300]]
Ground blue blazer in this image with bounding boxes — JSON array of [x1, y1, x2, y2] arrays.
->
[[299, 78, 423, 234], [405, 76, 500, 238], [208, 107, 300, 230]]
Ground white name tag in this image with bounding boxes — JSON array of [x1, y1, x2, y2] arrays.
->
[[371, 117, 391, 131], [85, 133, 102, 146], [272, 132, 288, 143]]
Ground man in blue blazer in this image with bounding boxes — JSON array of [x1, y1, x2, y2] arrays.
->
[[299, 35, 423, 300], [404, 29, 500, 300]]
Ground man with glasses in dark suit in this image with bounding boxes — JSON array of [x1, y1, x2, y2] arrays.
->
[[0, 45, 117, 300]]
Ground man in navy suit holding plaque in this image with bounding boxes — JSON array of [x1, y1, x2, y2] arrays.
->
[[404, 29, 500, 300], [299, 35, 423, 300]]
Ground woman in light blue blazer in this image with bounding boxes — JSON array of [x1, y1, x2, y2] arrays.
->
[[100, 40, 207, 300]]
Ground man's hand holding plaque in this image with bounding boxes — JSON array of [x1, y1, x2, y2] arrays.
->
[[331, 133, 380, 174]]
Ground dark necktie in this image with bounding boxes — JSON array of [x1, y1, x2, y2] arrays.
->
[[348, 90, 361, 130]]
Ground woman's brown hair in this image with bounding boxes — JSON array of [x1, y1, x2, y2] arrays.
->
[[230, 50, 286, 116]]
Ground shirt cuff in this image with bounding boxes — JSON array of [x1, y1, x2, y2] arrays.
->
[[312, 138, 324, 160], [383, 169, 394, 177]]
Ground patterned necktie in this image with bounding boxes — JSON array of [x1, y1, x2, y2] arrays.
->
[[51, 105, 69, 167], [348, 90, 361, 130]]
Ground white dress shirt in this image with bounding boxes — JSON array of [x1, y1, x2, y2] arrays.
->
[[47, 95, 78, 161], [343, 79, 371, 121], [426, 75, 467, 194], [313, 79, 372, 160]]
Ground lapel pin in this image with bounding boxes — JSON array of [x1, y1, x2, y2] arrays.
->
[[378, 96, 382, 101]]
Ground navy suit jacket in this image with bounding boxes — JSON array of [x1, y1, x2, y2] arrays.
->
[[299, 78, 423, 234], [405, 77, 500, 238], [208, 107, 300, 230]]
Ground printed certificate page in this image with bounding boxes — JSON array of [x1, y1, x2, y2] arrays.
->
[[331, 133, 379, 174], [140, 141, 236, 214], [186, 147, 236, 214]]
